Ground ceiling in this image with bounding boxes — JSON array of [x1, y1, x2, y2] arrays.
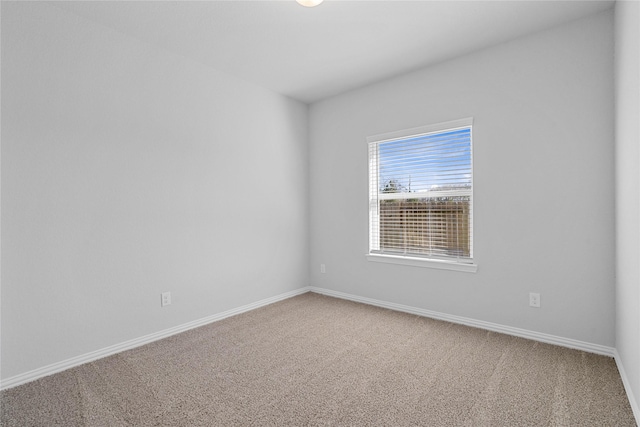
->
[[53, 0, 614, 104]]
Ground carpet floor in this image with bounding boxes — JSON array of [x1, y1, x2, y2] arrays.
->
[[1, 292, 636, 426]]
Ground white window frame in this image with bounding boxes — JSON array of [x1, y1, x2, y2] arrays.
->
[[366, 118, 477, 273]]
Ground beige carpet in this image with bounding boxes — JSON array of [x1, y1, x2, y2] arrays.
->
[[1, 292, 636, 426]]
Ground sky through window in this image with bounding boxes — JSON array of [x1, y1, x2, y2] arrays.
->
[[378, 127, 471, 193]]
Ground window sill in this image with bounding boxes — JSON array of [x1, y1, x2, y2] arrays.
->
[[366, 253, 478, 273]]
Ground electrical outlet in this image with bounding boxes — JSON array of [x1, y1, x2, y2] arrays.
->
[[529, 292, 540, 308], [320, 264, 326, 274], [161, 292, 171, 307]]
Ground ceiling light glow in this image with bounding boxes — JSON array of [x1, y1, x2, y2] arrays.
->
[[296, 0, 324, 7]]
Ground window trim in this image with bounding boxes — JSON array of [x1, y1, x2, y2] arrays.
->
[[365, 253, 478, 273], [366, 117, 477, 273]]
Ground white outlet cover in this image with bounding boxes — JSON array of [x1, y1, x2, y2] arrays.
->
[[161, 292, 171, 307], [529, 292, 540, 308]]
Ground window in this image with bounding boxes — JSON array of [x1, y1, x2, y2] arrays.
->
[[367, 118, 476, 272]]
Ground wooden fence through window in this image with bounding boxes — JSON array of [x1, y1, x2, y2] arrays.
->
[[379, 198, 470, 257]]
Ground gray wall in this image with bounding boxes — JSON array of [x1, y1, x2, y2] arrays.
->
[[1, 3, 309, 380], [615, 0, 640, 412], [309, 11, 615, 346]]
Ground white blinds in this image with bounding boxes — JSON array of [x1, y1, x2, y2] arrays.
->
[[368, 118, 473, 262]]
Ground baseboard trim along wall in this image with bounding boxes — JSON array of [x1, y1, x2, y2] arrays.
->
[[613, 349, 640, 422], [308, 287, 615, 356], [4, 284, 635, 425], [0, 287, 312, 391]]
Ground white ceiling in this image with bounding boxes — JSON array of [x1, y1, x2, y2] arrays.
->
[[53, 0, 614, 104]]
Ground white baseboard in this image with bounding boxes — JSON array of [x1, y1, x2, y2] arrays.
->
[[309, 287, 616, 357], [0, 287, 312, 391], [2, 284, 627, 411], [613, 349, 640, 423]]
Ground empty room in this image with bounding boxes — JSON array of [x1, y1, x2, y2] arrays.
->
[[1, 0, 639, 425]]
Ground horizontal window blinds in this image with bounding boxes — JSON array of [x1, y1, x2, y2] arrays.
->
[[368, 119, 473, 262]]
